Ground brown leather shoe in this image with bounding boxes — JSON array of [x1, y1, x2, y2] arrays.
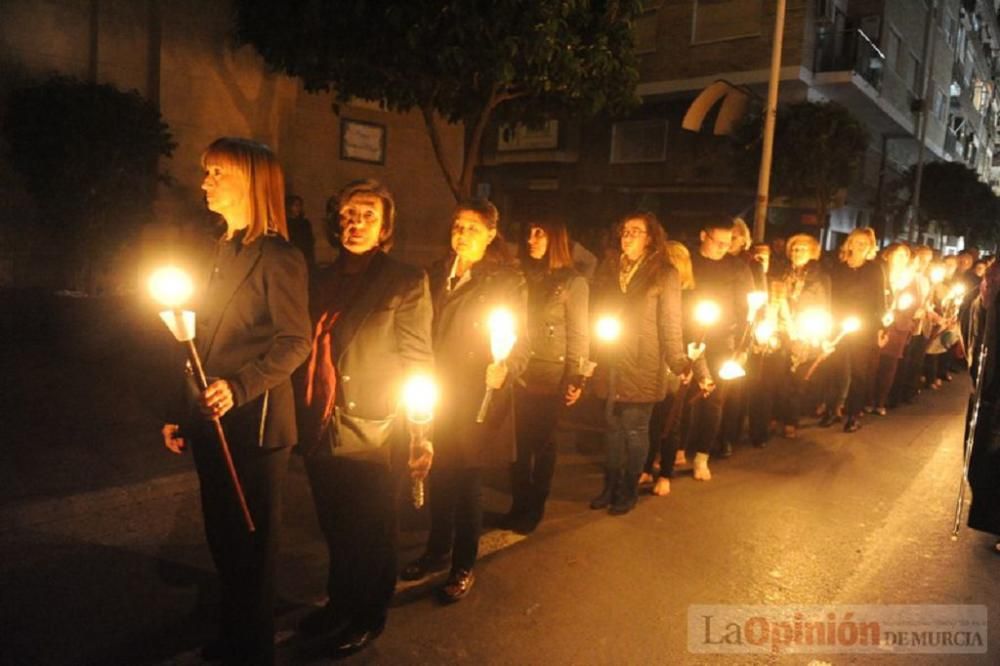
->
[[439, 568, 475, 603]]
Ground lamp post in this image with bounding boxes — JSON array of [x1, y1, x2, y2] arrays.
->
[[476, 307, 517, 423], [402, 374, 436, 508], [148, 266, 255, 533]]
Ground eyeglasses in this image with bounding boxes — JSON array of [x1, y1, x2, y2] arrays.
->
[[622, 228, 647, 238]]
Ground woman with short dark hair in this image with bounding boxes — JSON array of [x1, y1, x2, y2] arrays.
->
[[400, 198, 529, 602], [296, 178, 433, 658]]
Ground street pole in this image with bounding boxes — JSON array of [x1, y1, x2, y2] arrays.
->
[[910, 0, 938, 242], [753, 0, 788, 243]]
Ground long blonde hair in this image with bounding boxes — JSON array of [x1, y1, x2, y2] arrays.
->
[[201, 137, 287, 244], [664, 240, 694, 290]]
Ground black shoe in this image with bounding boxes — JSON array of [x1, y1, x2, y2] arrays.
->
[[590, 471, 617, 510], [400, 552, 450, 581], [719, 442, 734, 458], [818, 412, 841, 428], [752, 439, 768, 449], [329, 621, 385, 659], [439, 568, 475, 603], [298, 604, 350, 638], [843, 417, 861, 433], [609, 475, 638, 515]]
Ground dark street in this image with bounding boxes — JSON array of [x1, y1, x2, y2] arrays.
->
[[1, 293, 998, 665]]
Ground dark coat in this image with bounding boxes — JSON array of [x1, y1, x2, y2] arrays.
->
[[591, 253, 692, 403], [830, 260, 890, 347], [429, 257, 530, 468], [304, 251, 434, 458], [966, 278, 1000, 536], [783, 260, 830, 315], [520, 262, 590, 395], [181, 234, 311, 450]]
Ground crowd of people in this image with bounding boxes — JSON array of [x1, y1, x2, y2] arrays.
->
[[158, 137, 995, 664]]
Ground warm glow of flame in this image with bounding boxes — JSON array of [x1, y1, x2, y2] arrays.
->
[[595, 315, 622, 342], [950, 284, 967, 299], [841, 316, 861, 334], [882, 311, 895, 327], [747, 291, 767, 321], [718, 359, 746, 381], [797, 308, 832, 341], [402, 374, 437, 424], [754, 319, 775, 344], [930, 266, 946, 284], [148, 266, 193, 308], [487, 308, 517, 361], [897, 292, 915, 310], [694, 300, 721, 327]]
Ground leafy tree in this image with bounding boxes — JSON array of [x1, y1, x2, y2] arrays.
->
[[891, 161, 1000, 247], [732, 101, 869, 228], [234, 0, 642, 200], [2, 76, 175, 289]]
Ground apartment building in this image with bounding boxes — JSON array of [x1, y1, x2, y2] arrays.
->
[[478, 0, 1000, 251]]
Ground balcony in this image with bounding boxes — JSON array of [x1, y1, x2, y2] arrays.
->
[[811, 28, 924, 140], [814, 29, 884, 91]]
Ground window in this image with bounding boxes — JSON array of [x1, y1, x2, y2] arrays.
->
[[884, 27, 901, 72], [610, 119, 668, 164], [933, 89, 948, 121], [907, 52, 921, 91], [691, 0, 761, 44]]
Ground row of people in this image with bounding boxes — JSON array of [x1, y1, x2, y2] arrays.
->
[[158, 137, 985, 665]]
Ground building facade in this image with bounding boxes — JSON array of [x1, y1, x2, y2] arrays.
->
[[0, 0, 463, 288], [478, 0, 1000, 252]]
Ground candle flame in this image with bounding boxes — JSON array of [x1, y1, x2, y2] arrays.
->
[[402, 374, 437, 424], [487, 308, 517, 362], [694, 300, 721, 327], [595, 315, 622, 342], [148, 266, 193, 309]]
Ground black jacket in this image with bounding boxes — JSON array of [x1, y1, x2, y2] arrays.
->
[[181, 234, 311, 450], [520, 262, 590, 395], [591, 253, 692, 403], [304, 251, 434, 455], [967, 279, 1000, 536], [429, 257, 529, 468]]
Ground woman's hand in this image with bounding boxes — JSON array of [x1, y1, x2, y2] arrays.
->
[[161, 423, 185, 454], [199, 379, 234, 419], [564, 383, 583, 406], [485, 362, 508, 389]]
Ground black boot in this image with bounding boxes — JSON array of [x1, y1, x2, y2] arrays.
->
[[590, 469, 618, 510], [609, 475, 638, 515]]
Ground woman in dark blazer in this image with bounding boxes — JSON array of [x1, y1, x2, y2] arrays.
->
[[296, 180, 433, 657], [160, 137, 311, 665], [501, 215, 589, 534], [589, 212, 698, 515], [400, 198, 529, 602]]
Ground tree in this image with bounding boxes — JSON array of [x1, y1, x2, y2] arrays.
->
[[2, 76, 175, 289], [892, 161, 1000, 247], [234, 0, 642, 200], [732, 101, 869, 227]]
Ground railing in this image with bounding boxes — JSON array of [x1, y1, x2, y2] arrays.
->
[[814, 29, 885, 91]]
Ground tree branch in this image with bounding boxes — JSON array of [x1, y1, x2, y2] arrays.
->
[[421, 103, 460, 201], [457, 86, 504, 200]]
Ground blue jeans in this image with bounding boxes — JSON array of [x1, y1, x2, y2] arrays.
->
[[605, 401, 655, 479]]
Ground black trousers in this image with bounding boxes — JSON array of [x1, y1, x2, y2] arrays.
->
[[511, 389, 561, 515], [720, 374, 747, 446], [427, 463, 482, 573], [872, 354, 901, 409], [778, 354, 811, 428], [685, 377, 726, 457], [304, 453, 396, 630], [645, 389, 687, 478], [747, 351, 784, 444], [844, 339, 876, 419], [191, 440, 289, 666]]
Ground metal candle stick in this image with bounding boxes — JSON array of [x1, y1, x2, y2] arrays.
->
[[148, 267, 255, 533], [402, 374, 437, 509]]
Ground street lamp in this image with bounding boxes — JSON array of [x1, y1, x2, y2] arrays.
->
[[147, 266, 255, 533], [476, 307, 517, 423]]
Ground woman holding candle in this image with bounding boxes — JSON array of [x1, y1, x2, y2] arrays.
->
[[501, 214, 589, 534], [589, 213, 703, 514], [400, 198, 529, 602], [776, 233, 830, 438], [296, 179, 434, 657], [159, 138, 311, 665]]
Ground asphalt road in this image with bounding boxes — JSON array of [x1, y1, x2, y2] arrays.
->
[[2, 293, 998, 665]]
